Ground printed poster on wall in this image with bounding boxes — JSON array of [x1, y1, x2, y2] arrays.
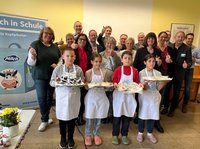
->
[[0, 13, 47, 109]]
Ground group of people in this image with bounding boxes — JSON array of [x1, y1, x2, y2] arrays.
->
[[27, 21, 200, 149]]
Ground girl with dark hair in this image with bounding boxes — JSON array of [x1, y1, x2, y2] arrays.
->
[[137, 54, 164, 144], [84, 53, 111, 146]]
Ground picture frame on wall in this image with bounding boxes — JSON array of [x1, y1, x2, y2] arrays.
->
[[170, 23, 195, 42]]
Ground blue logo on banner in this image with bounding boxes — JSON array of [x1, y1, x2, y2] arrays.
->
[[4, 55, 19, 62]]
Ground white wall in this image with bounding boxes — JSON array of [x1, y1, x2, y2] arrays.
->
[[83, 0, 153, 43]]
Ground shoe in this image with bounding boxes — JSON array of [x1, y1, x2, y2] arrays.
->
[[94, 135, 102, 146], [122, 136, 129, 145], [112, 136, 119, 145], [182, 104, 188, 113], [68, 139, 75, 149], [48, 118, 53, 125], [147, 134, 157, 144], [59, 137, 67, 149], [161, 107, 168, 115], [84, 136, 92, 146], [38, 122, 48, 132], [168, 110, 175, 117], [154, 120, 164, 133], [136, 133, 144, 143]]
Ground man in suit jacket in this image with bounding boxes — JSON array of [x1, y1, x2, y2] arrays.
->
[[89, 29, 104, 53], [168, 31, 192, 117]]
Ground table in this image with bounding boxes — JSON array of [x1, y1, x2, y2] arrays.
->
[[0, 110, 36, 149]]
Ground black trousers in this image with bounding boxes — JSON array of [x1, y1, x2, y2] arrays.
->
[[112, 116, 131, 136], [59, 119, 75, 140], [79, 87, 87, 117], [170, 77, 184, 112], [162, 80, 173, 108]]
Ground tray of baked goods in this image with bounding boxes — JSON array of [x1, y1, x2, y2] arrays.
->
[[87, 82, 113, 88], [143, 76, 172, 81], [55, 76, 85, 87], [116, 82, 143, 93]]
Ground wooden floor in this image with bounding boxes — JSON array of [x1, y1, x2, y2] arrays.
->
[[19, 100, 200, 149]]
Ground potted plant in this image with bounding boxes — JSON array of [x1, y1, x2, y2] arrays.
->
[[0, 107, 20, 137]]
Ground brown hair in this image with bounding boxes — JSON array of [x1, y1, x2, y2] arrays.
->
[[143, 32, 157, 48], [38, 26, 55, 43], [91, 52, 102, 61], [121, 50, 132, 59], [144, 54, 155, 62]]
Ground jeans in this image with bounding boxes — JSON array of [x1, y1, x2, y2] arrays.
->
[[85, 118, 101, 136], [34, 79, 54, 122], [59, 119, 75, 139], [183, 68, 194, 105], [112, 116, 131, 136], [138, 118, 155, 133]]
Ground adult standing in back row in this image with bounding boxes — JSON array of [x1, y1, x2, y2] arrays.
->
[[74, 33, 93, 125], [133, 32, 163, 133], [168, 31, 192, 117], [27, 26, 60, 132]]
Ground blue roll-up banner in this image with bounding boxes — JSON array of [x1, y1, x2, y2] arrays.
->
[[0, 13, 47, 109]]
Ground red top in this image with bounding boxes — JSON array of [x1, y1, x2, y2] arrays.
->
[[113, 66, 140, 84], [78, 47, 88, 74]]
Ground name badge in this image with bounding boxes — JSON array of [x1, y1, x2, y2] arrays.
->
[[181, 53, 186, 57]]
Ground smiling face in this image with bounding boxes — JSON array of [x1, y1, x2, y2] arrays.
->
[[89, 30, 97, 43], [91, 56, 102, 70], [147, 37, 155, 47], [42, 28, 53, 44], [66, 34, 74, 47], [175, 32, 185, 46], [158, 32, 168, 45], [121, 54, 132, 66], [120, 34, 128, 45], [77, 35, 87, 48], [144, 57, 155, 70], [138, 33, 145, 44], [105, 27, 112, 37], [125, 39, 134, 51], [62, 49, 76, 66], [74, 21, 83, 34], [185, 34, 194, 46]]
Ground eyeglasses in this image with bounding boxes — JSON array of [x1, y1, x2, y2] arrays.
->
[[44, 32, 53, 36]]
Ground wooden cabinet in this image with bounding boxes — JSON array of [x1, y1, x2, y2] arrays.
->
[[190, 65, 200, 101]]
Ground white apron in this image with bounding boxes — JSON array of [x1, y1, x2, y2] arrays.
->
[[113, 66, 137, 117], [55, 65, 81, 121], [138, 69, 161, 120], [84, 69, 109, 119]]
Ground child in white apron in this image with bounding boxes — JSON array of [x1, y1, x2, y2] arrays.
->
[[137, 54, 162, 144], [50, 48, 84, 149], [84, 53, 110, 146], [112, 51, 141, 145]]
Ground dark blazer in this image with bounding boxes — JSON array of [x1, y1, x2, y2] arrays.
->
[[97, 33, 105, 50], [133, 47, 161, 72], [171, 43, 192, 81], [97, 44, 104, 53]]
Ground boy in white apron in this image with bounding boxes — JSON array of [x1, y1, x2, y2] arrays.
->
[[50, 48, 84, 149], [84, 53, 111, 146], [112, 51, 141, 145], [137, 54, 163, 144]]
